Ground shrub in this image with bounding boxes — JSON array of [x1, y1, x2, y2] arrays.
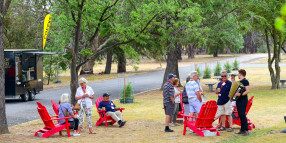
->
[[224, 61, 232, 73], [214, 62, 222, 76], [203, 66, 211, 79], [233, 58, 239, 70], [258, 45, 267, 53], [120, 82, 134, 100], [196, 67, 202, 77]]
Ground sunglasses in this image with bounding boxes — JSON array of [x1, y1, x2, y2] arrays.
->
[[221, 75, 227, 77]]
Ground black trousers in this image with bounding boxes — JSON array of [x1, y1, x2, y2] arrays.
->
[[67, 118, 79, 130], [236, 99, 248, 131]]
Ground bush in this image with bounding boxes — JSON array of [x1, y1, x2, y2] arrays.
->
[[224, 61, 232, 73], [258, 45, 267, 53], [214, 62, 222, 76], [203, 66, 211, 79], [196, 67, 202, 77], [120, 82, 134, 100], [233, 58, 239, 70]]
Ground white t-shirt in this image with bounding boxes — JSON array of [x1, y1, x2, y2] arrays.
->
[[174, 87, 181, 103], [75, 85, 94, 108]]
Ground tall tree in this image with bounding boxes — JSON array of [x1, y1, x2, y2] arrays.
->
[[245, 0, 284, 89], [0, 0, 12, 134], [159, 0, 203, 88], [198, 1, 245, 57], [50, 0, 159, 104]]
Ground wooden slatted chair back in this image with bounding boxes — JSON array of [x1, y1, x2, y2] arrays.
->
[[51, 100, 59, 115], [95, 97, 104, 109], [195, 100, 217, 128], [37, 102, 55, 128], [245, 96, 254, 116]]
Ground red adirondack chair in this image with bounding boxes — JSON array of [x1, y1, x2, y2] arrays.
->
[[218, 96, 255, 130], [177, 94, 184, 119], [182, 100, 220, 137], [51, 100, 59, 116], [35, 102, 72, 138], [95, 97, 125, 127], [232, 96, 255, 130]]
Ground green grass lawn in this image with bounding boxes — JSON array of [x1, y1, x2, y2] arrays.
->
[[1, 66, 286, 142]]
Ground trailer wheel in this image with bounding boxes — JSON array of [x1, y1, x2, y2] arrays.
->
[[21, 91, 30, 102], [28, 90, 36, 101]]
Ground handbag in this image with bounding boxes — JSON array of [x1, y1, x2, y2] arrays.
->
[[182, 86, 189, 104], [74, 103, 81, 111]]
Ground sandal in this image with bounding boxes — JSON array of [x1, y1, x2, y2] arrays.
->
[[227, 128, 234, 132], [89, 132, 96, 134], [216, 124, 222, 129], [218, 126, 226, 131]]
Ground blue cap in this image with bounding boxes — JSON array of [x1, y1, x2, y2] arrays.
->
[[103, 93, 110, 97], [168, 74, 176, 80]]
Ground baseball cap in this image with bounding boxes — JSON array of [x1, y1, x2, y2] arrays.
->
[[168, 74, 176, 80], [103, 93, 110, 97]]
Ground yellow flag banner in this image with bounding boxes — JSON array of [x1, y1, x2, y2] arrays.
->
[[43, 14, 51, 50]]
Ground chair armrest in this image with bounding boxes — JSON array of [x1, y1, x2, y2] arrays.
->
[[117, 108, 125, 112], [50, 117, 72, 121], [181, 114, 198, 119], [51, 115, 58, 118]]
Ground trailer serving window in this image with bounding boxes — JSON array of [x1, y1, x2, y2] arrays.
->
[[21, 54, 36, 81], [21, 51, 55, 82]]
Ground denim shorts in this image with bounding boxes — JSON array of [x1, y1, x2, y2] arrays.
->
[[188, 98, 203, 114]]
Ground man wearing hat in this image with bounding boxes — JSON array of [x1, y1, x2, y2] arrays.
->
[[98, 93, 127, 127], [163, 73, 176, 132]]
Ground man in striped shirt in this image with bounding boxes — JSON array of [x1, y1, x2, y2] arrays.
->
[[163, 73, 176, 132], [185, 71, 203, 118]]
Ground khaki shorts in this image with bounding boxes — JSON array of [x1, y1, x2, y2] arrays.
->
[[216, 100, 232, 116]]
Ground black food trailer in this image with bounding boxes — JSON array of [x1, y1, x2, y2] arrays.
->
[[4, 49, 54, 102]]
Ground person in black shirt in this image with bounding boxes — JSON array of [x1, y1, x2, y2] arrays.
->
[[235, 69, 250, 136]]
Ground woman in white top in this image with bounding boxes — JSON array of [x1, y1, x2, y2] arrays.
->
[[75, 77, 96, 134], [170, 78, 183, 126]]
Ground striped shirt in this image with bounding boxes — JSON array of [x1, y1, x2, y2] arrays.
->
[[185, 80, 199, 99], [163, 82, 174, 104]]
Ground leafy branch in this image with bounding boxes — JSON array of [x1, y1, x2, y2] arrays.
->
[[76, 14, 158, 71]]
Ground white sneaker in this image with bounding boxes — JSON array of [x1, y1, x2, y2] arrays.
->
[[170, 123, 175, 127], [175, 123, 181, 126], [190, 130, 195, 134], [73, 133, 80, 136]]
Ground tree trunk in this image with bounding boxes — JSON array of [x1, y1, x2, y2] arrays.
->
[[80, 35, 99, 75], [161, 42, 181, 89], [104, 51, 112, 74], [0, 13, 9, 134], [272, 28, 280, 89], [177, 44, 182, 61], [242, 31, 258, 54], [213, 47, 218, 57], [117, 48, 126, 73], [265, 29, 280, 89], [70, 7, 83, 105], [188, 44, 196, 59]]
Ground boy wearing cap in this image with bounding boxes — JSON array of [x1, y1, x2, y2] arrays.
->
[[98, 93, 127, 127], [163, 73, 176, 132]]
